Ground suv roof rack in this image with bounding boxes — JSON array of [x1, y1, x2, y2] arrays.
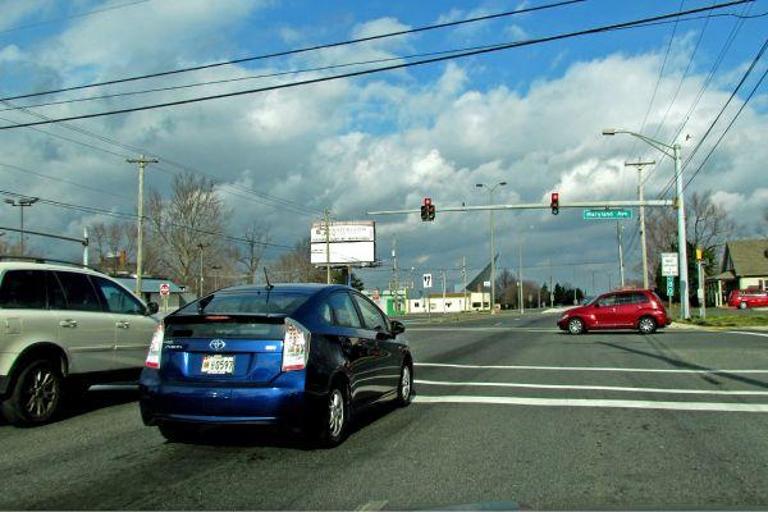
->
[[0, 255, 103, 273]]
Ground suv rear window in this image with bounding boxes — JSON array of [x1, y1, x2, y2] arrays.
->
[[177, 290, 309, 316], [0, 270, 47, 309]]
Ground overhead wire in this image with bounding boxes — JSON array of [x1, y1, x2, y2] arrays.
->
[[0, 0, 752, 130], [657, 36, 768, 199], [0, 0, 151, 36], [0, 189, 294, 250], [683, 62, 768, 191], [0, 0, 587, 102]]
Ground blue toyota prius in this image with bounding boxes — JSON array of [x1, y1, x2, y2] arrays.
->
[[139, 283, 413, 447]]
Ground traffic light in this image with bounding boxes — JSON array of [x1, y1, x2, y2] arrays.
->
[[421, 197, 435, 222], [550, 192, 559, 215]]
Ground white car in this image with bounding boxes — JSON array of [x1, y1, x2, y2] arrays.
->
[[0, 260, 159, 425]]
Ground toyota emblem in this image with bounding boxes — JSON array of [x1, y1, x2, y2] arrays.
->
[[209, 339, 226, 351]]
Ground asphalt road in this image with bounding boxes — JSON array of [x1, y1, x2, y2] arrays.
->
[[3, 313, 768, 510]]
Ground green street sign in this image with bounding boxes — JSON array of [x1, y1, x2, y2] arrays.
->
[[583, 209, 633, 220], [666, 276, 675, 297]]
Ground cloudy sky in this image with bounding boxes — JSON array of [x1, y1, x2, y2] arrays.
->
[[0, 0, 766, 293]]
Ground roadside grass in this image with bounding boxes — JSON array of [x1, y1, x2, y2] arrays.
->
[[682, 315, 768, 327]]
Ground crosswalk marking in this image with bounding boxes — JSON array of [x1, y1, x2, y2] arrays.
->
[[415, 379, 768, 395], [413, 395, 768, 413], [416, 362, 768, 373]]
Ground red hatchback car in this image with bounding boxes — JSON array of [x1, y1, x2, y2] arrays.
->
[[728, 289, 768, 309], [557, 289, 671, 335]]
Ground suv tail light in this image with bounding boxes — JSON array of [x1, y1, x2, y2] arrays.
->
[[282, 318, 310, 372], [145, 324, 164, 369]]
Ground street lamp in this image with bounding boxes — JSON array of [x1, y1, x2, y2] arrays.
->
[[5, 197, 39, 256], [476, 181, 507, 313], [602, 128, 690, 319]]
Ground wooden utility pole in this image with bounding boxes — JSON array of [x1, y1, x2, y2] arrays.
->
[[127, 155, 158, 295]]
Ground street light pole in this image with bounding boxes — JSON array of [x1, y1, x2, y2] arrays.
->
[[476, 182, 506, 314], [625, 160, 655, 289], [672, 142, 690, 319], [5, 197, 38, 255], [602, 128, 690, 319]]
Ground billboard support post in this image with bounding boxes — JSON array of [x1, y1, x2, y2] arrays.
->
[[324, 209, 331, 284]]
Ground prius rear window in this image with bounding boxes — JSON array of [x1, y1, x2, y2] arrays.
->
[[176, 291, 309, 316]]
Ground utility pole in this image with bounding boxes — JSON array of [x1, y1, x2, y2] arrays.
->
[[324, 208, 331, 284], [127, 155, 158, 295], [392, 238, 399, 313], [476, 182, 506, 314], [625, 160, 654, 289], [5, 197, 38, 255], [442, 270, 447, 314], [83, 227, 89, 266], [591, 270, 596, 295], [197, 243, 208, 297], [617, 221, 625, 287], [518, 241, 524, 314], [549, 273, 554, 307], [462, 256, 468, 312]]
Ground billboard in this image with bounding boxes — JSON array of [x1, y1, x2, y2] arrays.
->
[[310, 220, 376, 266]]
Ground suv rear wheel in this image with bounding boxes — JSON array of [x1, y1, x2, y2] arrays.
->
[[2, 359, 63, 426]]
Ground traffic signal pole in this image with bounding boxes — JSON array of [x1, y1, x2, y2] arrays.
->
[[368, 199, 674, 216]]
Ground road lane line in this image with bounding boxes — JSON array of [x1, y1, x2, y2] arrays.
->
[[727, 331, 768, 338], [415, 362, 768, 373], [415, 379, 768, 395], [413, 395, 768, 412]]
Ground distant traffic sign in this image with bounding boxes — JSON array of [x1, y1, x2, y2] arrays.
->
[[423, 273, 433, 289], [661, 253, 679, 277], [159, 283, 171, 297], [666, 276, 675, 297], [582, 209, 633, 220]]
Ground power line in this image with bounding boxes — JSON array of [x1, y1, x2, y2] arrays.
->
[[0, 99, 322, 216], [649, 1, 754, 192], [5, 10, 764, 115], [0, 160, 132, 201], [658, 36, 768, 198], [0, 189, 295, 250], [0, 0, 151, 36], [684, 64, 768, 190], [0, 0, 751, 130], [0, 0, 586, 102]]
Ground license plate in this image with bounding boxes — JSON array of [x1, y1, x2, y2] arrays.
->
[[201, 355, 235, 375]]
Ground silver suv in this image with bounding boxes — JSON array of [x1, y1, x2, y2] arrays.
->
[[0, 260, 159, 425]]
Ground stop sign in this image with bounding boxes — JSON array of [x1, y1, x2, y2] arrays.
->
[[159, 283, 171, 297]]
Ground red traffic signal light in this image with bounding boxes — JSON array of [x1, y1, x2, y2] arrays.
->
[[550, 192, 559, 215], [421, 197, 435, 221]]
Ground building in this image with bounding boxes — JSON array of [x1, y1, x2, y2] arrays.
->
[[408, 291, 490, 313], [113, 277, 190, 312], [362, 288, 409, 316], [708, 239, 768, 306]]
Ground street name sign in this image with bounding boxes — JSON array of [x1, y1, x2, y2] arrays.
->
[[661, 253, 679, 277], [423, 273, 433, 288], [583, 209, 633, 220]]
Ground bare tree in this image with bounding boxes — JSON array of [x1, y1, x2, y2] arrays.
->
[[237, 223, 270, 284], [147, 172, 232, 292], [268, 237, 345, 284], [90, 221, 138, 273], [646, 190, 736, 275]]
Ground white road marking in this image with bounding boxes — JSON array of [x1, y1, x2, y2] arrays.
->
[[413, 395, 768, 413], [415, 362, 768, 373], [728, 331, 768, 338], [356, 500, 388, 511], [415, 379, 768, 396]]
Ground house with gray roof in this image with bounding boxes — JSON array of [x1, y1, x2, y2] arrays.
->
[[709, 239, 768, 306]]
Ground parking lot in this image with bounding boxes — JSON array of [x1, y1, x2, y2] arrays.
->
[[3, 312, 768, 510]]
